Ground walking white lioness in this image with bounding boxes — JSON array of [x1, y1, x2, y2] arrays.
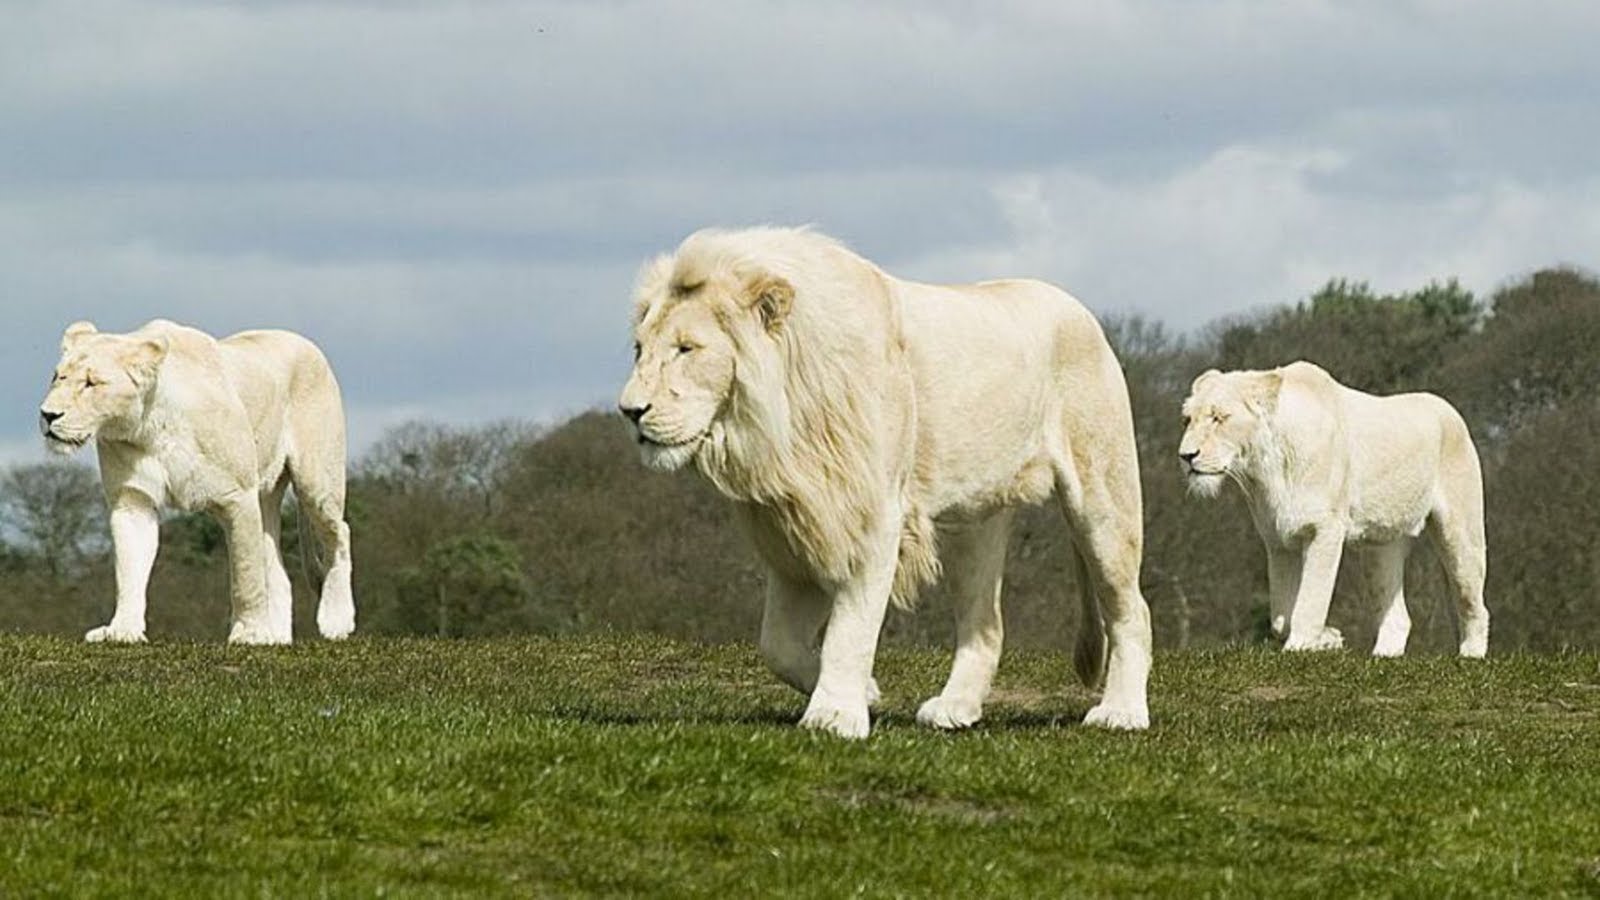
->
[[1180, 361, 1489, 657], [40, 319, 355, 645]]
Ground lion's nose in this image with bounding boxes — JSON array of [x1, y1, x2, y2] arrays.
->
[[619, 402, 650, 425], [40, 409, 63, 427], [1179, 450, 1199, 465]]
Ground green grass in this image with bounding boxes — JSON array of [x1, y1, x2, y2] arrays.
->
[[2, 636, 1599, 898]]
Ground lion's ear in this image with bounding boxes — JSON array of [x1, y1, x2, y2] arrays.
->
[[61, 321, 97, 352], [124, 335, 169, 385], [745, 273, 794, 332]]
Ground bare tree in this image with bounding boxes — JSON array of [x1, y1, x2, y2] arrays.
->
[[0, 461, 107, 578]]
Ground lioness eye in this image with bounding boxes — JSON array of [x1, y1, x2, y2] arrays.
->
[[632, 342, 641, 361], [676, 344, 695, 356]]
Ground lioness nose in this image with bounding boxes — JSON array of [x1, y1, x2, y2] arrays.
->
[[40, 410, 63, 426], [619, 402, 650, 425]]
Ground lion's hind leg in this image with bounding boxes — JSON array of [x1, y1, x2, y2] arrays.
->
[[917, 510, 1012, 731]]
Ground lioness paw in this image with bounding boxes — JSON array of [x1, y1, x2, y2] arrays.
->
[[85, 624, 146, 644], [799, 702, 871, 740], [1083, 703, 1150, 731], [228, 622, 291, 646], [916, 695, 983, 731], [1284, 627, 1344, 653], [318, 611, 356, 641]]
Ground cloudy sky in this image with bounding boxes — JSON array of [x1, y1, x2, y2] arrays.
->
[[3, 0, 1597, 463]]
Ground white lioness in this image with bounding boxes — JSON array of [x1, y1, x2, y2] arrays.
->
[[1179, 361, 1489, 657], [620, 227, 1153, 739], [39, 320, 355, 645]]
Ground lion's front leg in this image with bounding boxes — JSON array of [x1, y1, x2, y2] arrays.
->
[[800, 530, 899, 740], [216, 494, 286, 646], [87, 492, 159, 644], [1283, 525, 1346, 652]]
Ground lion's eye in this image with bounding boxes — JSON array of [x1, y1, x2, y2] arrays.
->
[[83, 375, 96, 389], [676, 344, 695, 356], [632, 342, 642, 361]]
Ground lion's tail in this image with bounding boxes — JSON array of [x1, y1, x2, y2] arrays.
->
[[1071, 544, 1109, 691], [294, 500, 330, 592]]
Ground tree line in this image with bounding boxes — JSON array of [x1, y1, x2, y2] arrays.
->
[[3, 267, 1597, 652]]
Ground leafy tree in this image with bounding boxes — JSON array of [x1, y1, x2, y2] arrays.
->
[[397, 534, 532, 637]]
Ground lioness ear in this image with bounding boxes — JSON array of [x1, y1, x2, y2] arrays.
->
[[1191, 368, 1222, 393], [61, 321, 97, 352], [1246, 371, 1284, 415], [744, 273, 794, 332], [124, 335, 169, 385]]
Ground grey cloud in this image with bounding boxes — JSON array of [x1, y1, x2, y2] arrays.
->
[[1, 0, 1597, 463]]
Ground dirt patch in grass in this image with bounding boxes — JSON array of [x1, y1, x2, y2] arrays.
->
[[1240, 686, 1298, 703]]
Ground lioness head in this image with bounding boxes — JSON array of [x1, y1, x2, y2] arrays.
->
[[39, 321, 169, 455], [1177, 368, 1281, 497], [619, 244, 794, 472]]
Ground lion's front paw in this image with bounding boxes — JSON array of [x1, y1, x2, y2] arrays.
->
[[228, 621, 291, 646], [866, 678, 882, 709], [1083, 703, 1150, 731], [799, 699, 871, 740], [85, 623, 146, 644], [1284, 627, 1344, 653], [916, 695, 983, 731]]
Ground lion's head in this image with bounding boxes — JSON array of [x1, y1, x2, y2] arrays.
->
[[619, 234, 795, 473], [39, 321, 169, 455], [1178, 368, 1281, 497]]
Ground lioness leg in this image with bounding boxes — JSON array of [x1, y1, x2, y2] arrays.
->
[[1055, 465, 1152, 731], [1366, 540, 1412, 658], [260, 481, 294, 643], [917, 510, 1012, 731], [800, 513, 901, 740], [216, 494, 281, 646], [1283, 525, 1346, 652], [87, 491, 159, 644], [1426, 507, 1489, 658], [289, 465, 355, 641], [1266, 546, 1302, 640]]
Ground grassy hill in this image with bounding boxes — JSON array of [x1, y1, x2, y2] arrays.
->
[[2, 636, 1599, 897]]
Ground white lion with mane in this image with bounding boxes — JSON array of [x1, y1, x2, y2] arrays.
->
[[1179, 361, 1489, 657], [620, 227, 1153, 739], [39, 319, 355, 645]]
